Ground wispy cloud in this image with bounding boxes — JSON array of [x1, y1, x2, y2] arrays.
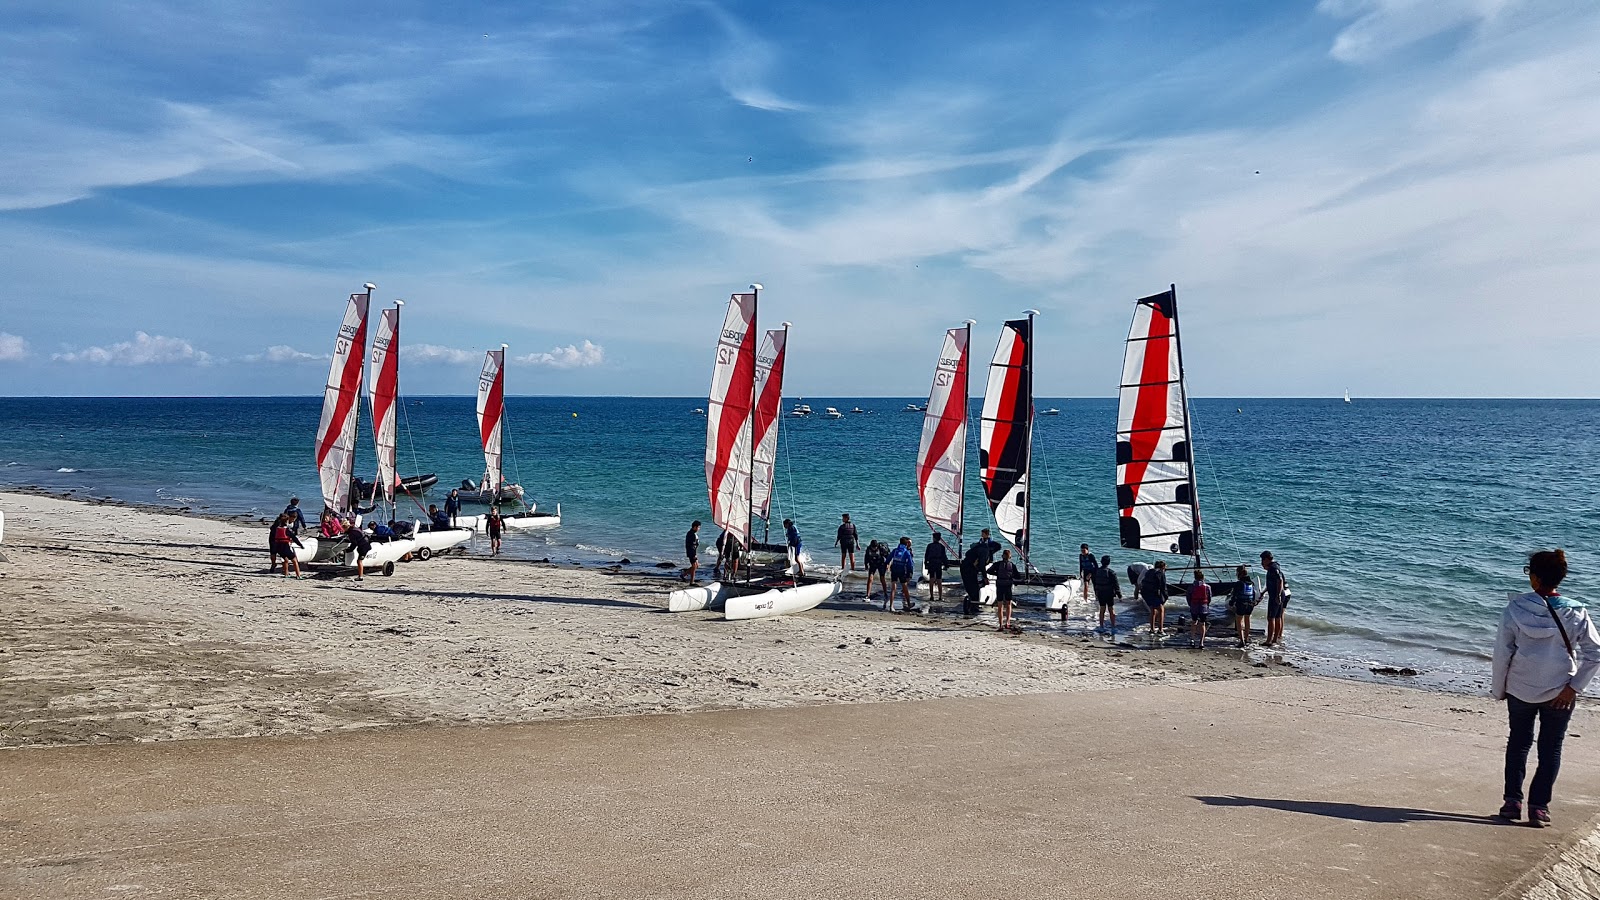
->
[[52, 332, 212, 366], [1320, 0, 1520, 63], [242, 345, 325, 363], [516, 340, 605, 369], [703, 5, 806, 112], [0, 332, 28, 361], [403, 344, 479, 365]]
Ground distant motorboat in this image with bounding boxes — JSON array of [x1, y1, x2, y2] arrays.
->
[[692, 407, 706, 415], [823, 407, 843, 418], [790, 403, 813, 417], [850, 407, 866, 414], [1042, 408, 1061, 416], [902, 403, 925, 412]]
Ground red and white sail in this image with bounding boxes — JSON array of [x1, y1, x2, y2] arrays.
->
[[1116, 286, 1200, 556], [314, 287, 372, 514], [750, 325, 788, 524], [979, 314, 1034, 557], [917, 324, 971, 538], [705, 290, 758, 548], [477, 345, 507, 495], [368, 302, 401, 505]]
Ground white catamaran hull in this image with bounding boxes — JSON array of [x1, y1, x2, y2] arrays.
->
[[456, 504, 561, 534], [410, 526, 472, 558], [668, 581, 727, 613], [978, 576, 1083, 607], [724, 579, 841, 621], [292, 536, 416, 569]]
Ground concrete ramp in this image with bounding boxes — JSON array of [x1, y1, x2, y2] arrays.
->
[[2, 677, 1596, 899]]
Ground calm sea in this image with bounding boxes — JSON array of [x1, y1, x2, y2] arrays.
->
[[2, 396, 1596, 691]]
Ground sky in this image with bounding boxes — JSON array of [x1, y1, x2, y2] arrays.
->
[[1, 0, 1597, 398]]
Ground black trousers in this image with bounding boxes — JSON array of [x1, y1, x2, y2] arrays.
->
[[960, 563, 981, 616]]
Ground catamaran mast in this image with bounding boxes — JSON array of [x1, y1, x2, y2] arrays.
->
[[958, 318, 973, 555], [1020, 309, 1038, 574], [744, 283, 761, 558], [1167, 285, 1204, 571]]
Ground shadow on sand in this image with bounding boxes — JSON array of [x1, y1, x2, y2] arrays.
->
[[1194, 795, 1501, 825]]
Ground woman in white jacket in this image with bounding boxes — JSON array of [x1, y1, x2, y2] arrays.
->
[[1491, 549, 1600, 827]]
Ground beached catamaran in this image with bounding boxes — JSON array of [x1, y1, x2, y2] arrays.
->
[[1117, 285, 1214, 583], [459, 345, 560, 533], [298, 286, 414, 572], [977, 313, 1081, 607], [671, 285, 840, 618]]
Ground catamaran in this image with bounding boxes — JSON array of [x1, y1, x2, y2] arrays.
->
[[977, 311, 1080, 608], [457, 344, 561, 534], [297, 286, 414, 573], [670, 286, 839, 617], [910, 321, 975, 597]]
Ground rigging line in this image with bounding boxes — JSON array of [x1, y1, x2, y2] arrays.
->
[[503, 400, 530, 514], [1034, 438, 1067, 566], [1185, 399, 1241, 566]]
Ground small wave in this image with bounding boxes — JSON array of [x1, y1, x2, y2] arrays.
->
[[57, 467, 78, 473]]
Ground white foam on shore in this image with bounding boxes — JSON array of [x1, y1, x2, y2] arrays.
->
[[56, 467, 77, 473]]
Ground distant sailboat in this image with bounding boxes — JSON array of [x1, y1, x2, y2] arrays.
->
[[468, 345, 560, 533], [1344, 389, 1352, 404]]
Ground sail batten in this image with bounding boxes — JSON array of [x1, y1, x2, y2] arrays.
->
[[705, 291, 757, 549], [979, 315, 1033, 559], [314, 288, 371, 514], [477, 346, 506, 495], [1116, 286, 1201, 557], [368, 304, 401, 505], [750, 326, 787, 525], [917, 325, 970, 539]]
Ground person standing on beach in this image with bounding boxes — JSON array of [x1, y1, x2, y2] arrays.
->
[[864, 539, 891, 601], [683, 520, 701, 584], [974, 528, 1001, 567], [1492, 550, 1600, 827], [1187, 570, 1212, 648], [346, 521, 372, 582], [988, 549, 1021, 632], [1141, 560, 1169, 634], [960, 541, 988, 616], [486, 507, 503, 555], [283, 497, 307, 536], [924, 533, 950, 604], [1090, 555, 1122, 630], [784, 518, 804, 577], [270, 514, 304, 579], [836, 514, 859, 572], [1228, 565, 1258, 647], [889, 537, 918, 613], [444, 489, 462, 528], [1261, 551, 1289, 647], [1078, 543, 1096, 601]]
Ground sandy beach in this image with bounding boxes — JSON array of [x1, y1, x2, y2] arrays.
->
[[0, 491, 1279, 749]]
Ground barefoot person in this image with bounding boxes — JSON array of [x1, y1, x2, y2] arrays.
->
[[923, 533, 949, 604], [1228, 565, 1258, 647], [1140, 560, 1169, 635], [486, 507, 503, 555], [1078, 543, 1096, 601], [836, 513, 859, 572], [269, 514, 304, 579], [1186, 570, 1211, 648], [888, 537, 917, 613], [683, 520, 701, 585], [864, 540, 891, 603], [1090, 555, 1122, 629], [1261, 551, 1289, 647], [1492, 550, 1600, 827], [783, 518, 804, 577], [988, 549, 1021, 632]]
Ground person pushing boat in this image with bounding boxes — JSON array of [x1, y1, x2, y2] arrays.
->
[[784, 518, 804, 577]]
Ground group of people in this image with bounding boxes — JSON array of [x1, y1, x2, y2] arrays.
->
[[1112, 550, 1292, 648], [268, 493, 506, 581]]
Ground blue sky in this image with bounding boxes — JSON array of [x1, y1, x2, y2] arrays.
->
[[1, 0, 1597, 397]]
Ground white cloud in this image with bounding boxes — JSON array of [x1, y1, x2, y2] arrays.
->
[[243, 345, 325, 363], [52, 332, 212, 366], [403, 343, 478, 365], [704, 5, 807, 112], [1319, 0, 1519, 63], [0, 332, 28, 361], [516, 340, 605, 369]]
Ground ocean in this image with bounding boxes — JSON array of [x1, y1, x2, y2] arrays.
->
[[2, 395, 1596, 693]]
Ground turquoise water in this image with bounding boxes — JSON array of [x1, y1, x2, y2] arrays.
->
[[2, 396, 1597, 689]]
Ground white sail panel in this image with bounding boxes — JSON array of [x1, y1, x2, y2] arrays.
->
[[368, 304, 401, 504], [314, 289, 371, 514], [917, 325, 969, 537], [477, 346, 506, 494], [1116, 287, 1199, 555], [979, 317, 1032, 555], [705, 292, 757, 548], [750, 327, 787, 524]]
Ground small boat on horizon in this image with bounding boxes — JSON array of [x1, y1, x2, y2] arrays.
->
[[1042, 408, 1061, 416], [691, 407, 706, 415], [823, 407, 843, 418], [850, 407, 866, 414], [790, 403, 813, 417]]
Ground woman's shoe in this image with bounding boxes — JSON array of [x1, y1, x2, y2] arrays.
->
[[1529, 807, 1550, 828], [1496, 800, 1522, 821]]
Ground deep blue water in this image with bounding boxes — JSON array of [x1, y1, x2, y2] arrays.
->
[[2, 395, 1597, 690]]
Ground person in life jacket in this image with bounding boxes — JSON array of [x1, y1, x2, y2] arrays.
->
[[888, 537, 918, 614]]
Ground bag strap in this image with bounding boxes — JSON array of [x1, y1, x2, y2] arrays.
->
[[1540, 594, 1577, 661]]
